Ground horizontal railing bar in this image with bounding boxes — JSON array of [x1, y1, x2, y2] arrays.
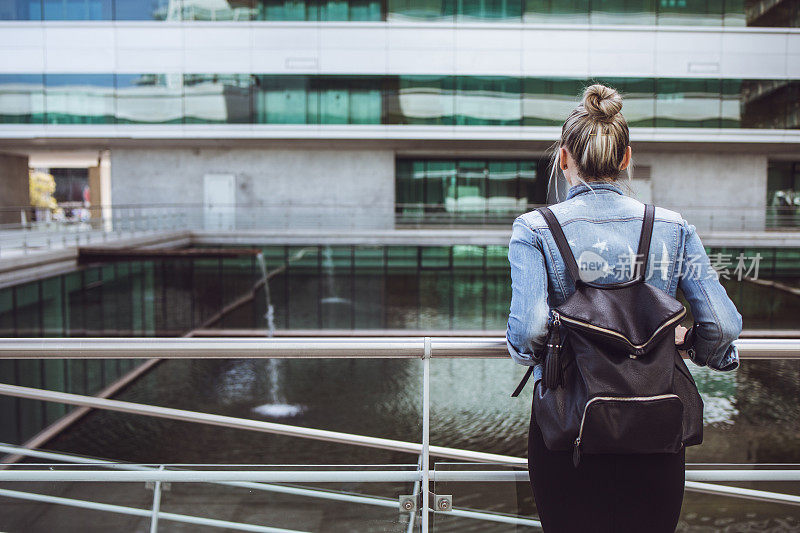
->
[[1, 468, 799, 484], [0, 337, 797, 359], [0, 443, 548, 527], [0, 488, 308, 533], [0, 470, 419, 483], [0, 384, 521, 464], [684, 481, 800, 506], [191, 328, 800, 339], [430, 470, 800, 483]]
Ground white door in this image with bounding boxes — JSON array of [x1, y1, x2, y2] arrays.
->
[[203, 173, 236, 230]]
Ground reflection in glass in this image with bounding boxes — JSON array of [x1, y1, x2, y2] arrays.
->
[[45, 74, 114, 124], [523, 0, 589, 23], [392, 75, 454, 125], [0, 74, 44, 123], [456, 76, 522, 126], [0, 73, 793, 129], [184, 74, 252, 124], [0, 0, 42, 19], [607, 78, 655, 127], [260, 0, 307, 19], [397, 158, 542, 223], [116, 74, 183, 124], [458, 0, 521, 20], [43, 0, 111, 19], [522, 78, 584, 126], [314, 76, 383, 124], [657, 0, 722, 26], [590, 0, 655, 25], [740, 80, 800, 130], [181, 0, 257, 20], [114, 0, 176, 20], [655, 78, 721, 128], [254, 75, 310, 124], [387, 0, 454, 20]]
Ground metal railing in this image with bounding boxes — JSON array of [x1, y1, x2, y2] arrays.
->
[[3, 202, 799, 257], [0, 336, 799, 532]]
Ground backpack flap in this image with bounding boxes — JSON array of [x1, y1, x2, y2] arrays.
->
[[554, 282, 686, 357]]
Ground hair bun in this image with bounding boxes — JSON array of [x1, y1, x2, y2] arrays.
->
[[582, 84, 623, 121]]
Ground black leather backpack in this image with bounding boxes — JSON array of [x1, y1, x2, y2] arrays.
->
[[512, 204, 704, 467]]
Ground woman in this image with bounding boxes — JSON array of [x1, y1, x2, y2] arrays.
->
[[506, 83, 742, 532]]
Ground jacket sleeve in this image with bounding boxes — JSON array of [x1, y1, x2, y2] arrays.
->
[[676, 219, 742, 372], [506, 216, 550, 372]]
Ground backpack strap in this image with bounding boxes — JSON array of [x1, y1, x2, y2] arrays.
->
[[633, 204, 655, 281], [511, 366, 534, 397], [537, 207, 581, 283]]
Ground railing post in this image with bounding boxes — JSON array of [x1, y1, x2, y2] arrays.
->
[[422, 337, 431, 533], [149, 465, 164, 533]]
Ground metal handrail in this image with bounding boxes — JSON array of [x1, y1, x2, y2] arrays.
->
[[0, 336, 797, 359], [1, 337, 799, 531]]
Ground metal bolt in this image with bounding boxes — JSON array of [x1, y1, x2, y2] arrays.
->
[[435, 495, 452, 512], [398, 495, 416, 513]]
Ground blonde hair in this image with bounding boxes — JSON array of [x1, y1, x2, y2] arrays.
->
[[547, 83, 633, 201]]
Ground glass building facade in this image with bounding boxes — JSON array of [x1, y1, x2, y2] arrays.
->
[[396, 158, 547, 223], [2, 74, 798, 129], [3, 0, 786, 24]]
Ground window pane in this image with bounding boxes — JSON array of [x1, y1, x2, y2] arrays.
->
[[487, 160, 520, 214], [0, 0, 42, 19], [349, 0, 382, 20], [255, 75, 309, 124], [182, 0, 257, 20], [458, 0, 522, 20], [387, 0, 454, 20], [0, 74, 44, 124], [184, 74, 252, 124], [655, 78, 721, 128], [260, 0, 307, 19], [657, 0, 722, 26], [392, 75, 454, 125], [114, 0, 175, 20], [602, 77, 655, 127], [523, 0, 589, 23], [522, 77, 584, 126], [590, 0, 655, 24], [454, 159, 486, 218], [43, 0, 111, 19], [349, 77, 382, 124], [740, 79, 799, 130], [45, 74, 115, 124], [116, 74, 183, 124], [456, 76, 521, 126]]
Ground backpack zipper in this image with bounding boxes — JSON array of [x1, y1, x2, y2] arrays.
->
[[553, 307, 686, 352], [572, 393, 680, 467]]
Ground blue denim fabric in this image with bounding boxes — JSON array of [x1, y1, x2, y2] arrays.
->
[[506, 181, 742, 386]]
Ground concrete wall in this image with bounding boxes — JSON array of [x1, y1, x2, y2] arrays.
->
[[635, 151, 768, 231], [110, 148, 396, 230], [0, 152, 29, 225]]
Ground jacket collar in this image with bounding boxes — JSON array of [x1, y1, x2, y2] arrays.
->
[[566, 180, 624, 200]]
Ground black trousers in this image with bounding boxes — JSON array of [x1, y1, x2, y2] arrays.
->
[[528, 411, 685, 532]]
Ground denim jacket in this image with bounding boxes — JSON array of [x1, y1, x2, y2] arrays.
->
[[506, 181, 742, 386]]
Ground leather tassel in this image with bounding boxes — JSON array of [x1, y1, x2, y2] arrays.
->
[[544, 325, 562, 390]]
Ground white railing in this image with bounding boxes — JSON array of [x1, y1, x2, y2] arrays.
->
[[0, 337, 799, 532]]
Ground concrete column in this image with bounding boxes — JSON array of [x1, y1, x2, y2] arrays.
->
[[0, 153, 30, 226], [88, 151, 112, 230], [88, 165, 101, 218]]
